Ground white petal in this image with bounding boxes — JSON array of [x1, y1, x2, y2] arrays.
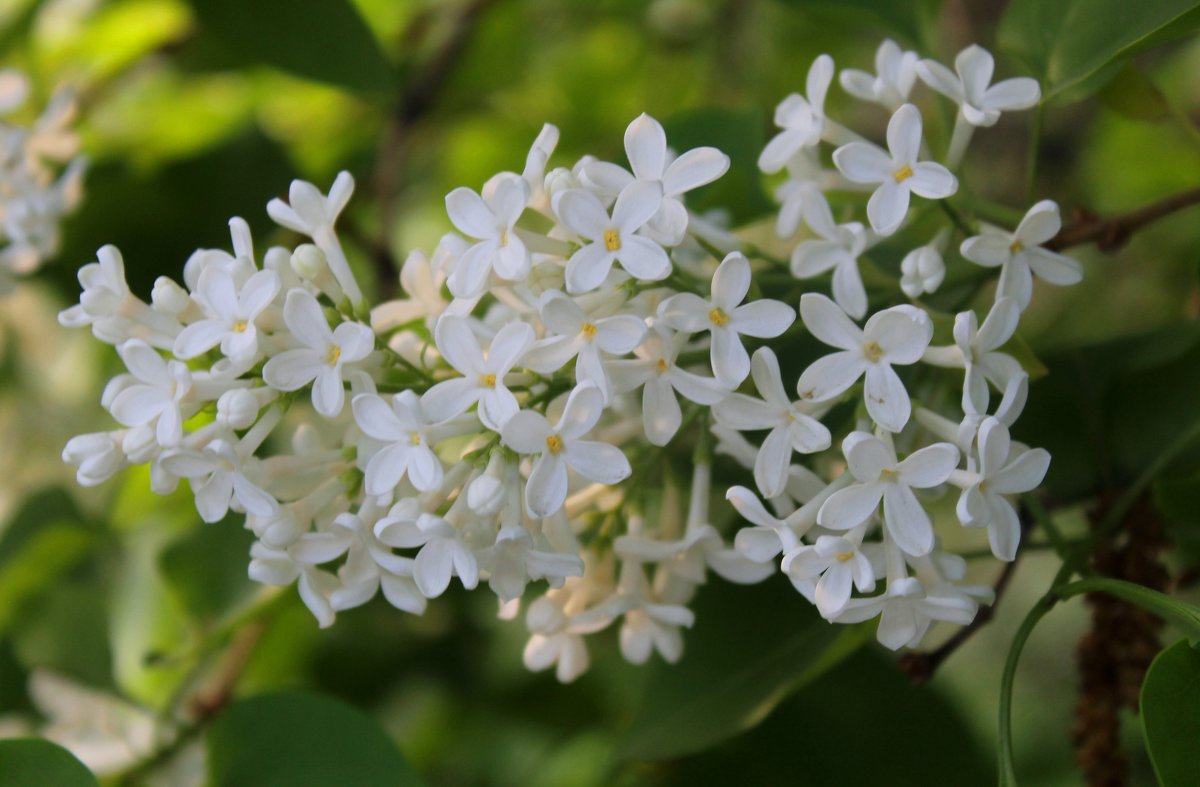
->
[[882, 485, 934, 556], [907, 162, 957, 199], [554, 189, 609, 240], [352, 394, 407, 442], [668, 368, 730, 405], [478, 386, 519, 431], [557, 383, 605, 439], [174, 320, 228, 359], [992, 448, 1051, 495], [446, 187, 498, 239], [976, 297, 1020, 351], [833, 142, 892, 184], [501, 410, 553, 454], [1027, 249, 1082, 286], [263, 349, 320, 391], [624, 113, 667, 180], [659, 292, 714, 333], [818, 483, 883, 530], [916, 59, 964, 102], [754, 426, 792, 498], [1016, 200, 1062, 246], [983, 77, 1040, 112], [564, 243, 615, 294], [886, 103, 923, 164], [987, 497, 1022, 561], [791, 241, 848, 278], [712, 393, 777, 430], [435, 316, 485, 376], [960, 233, 1013, 267], [843, 431, 892, 480], [866, 180, 910, 236], [565, 440, 631, 484], [731, 300, 794, 338], [486, 321, 535, 375], [863, 362, 911, 432], [831, 261, 868, 320], [662, 147, 729, 195], [750, 347, 790, 408], [799, 293, 862, 351], [311, 367, 346, 417], [712, 253, 751, 310], [594, 315, 647, 354], [414, 540, 455, 598], [526, 455, 569, 518], [420, 377, 481, 424], [897, 443, 959, 488], [642, 377, 682, 445], [726, 485, 783, 528], [711, 328, 750, 386], [796, 351, 864, 403], [956, 44, 994, 102], [807, 54, 835, 113], [616, 235, 670, 281], [282, 289, 332, 350], [613, 180, 663, 233]]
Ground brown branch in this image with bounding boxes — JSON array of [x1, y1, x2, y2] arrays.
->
[[897, 503, 1031, 686], [1046, 187, 1200, 254], [371, 0, 496, 296]]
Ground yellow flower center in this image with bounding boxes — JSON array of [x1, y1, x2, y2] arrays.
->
[[654, 357, 670, 374], [499, 228, 509, 246], [480, 373, 497, 388], [835, 552, 855, 562], [326, 345, 341, 365], [880, 468, 897, 479], [604, 229, 621, 252], [233, 319, 248, 333], [410, 433, 422, 446], [1009, 239, 1024, 254], [893, 164, 914, 182], [581, 322, 598, 340], [709, 307, 731, 327], [863, 341, 883, 362], [545, 434, 564, 455]]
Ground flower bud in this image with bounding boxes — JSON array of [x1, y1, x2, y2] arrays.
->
[[217, 388, 260, 430], [151, 276, 192, 316], [121, 424, 159, 464]]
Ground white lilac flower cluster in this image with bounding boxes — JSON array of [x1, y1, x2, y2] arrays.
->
[[0, 70, 85, 294], [59, 41, 1080, 681]]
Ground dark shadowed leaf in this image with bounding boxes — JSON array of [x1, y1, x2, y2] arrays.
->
[[0, 738, 98, 787], [664, 107, 773, 225], [1141, 639, 1200, 786]]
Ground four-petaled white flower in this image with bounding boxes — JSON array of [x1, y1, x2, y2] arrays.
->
[[713, 347, 830, 498], [956, 417, 1050, 561], [108, 339, 193, 447], [818, 431, 960, 557], [444, 173, 532, 297], [161, 439, 277, 523], [374, 502, 480, 599], [796, 294, 931, 432], [954, 298, 1023, 413], [421, 316, 534, 430], [781, 531, 876, 618], [607, 326, 730, 446], [725, 485, 800, 563], [173, 267, 280, 369], [839, 39, 918, 110], [659, 252, 795, 385], [917, 45, 1040, 127], [759, 54, 834, 173], [581, 113, 730, 245], [523, 291, 647, 402], [352, 391, 444, 496], [262, 289, 374, 417], [501, 384, 632, 519], [833, 576, 977, 650], [833, 103, 957, 236], [959, 200, 1083, 310], [790, 188, 872, 319], [554, 180, 669, 293]]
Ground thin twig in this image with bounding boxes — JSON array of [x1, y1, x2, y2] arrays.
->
[[1046, 187, 1200, 253]]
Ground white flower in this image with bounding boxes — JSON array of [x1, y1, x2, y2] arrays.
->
[[899, 234, 947, 298], [839, 39, 918, 109], [262, 289, 374, 417], [0, 69, 29, 114], [482, 526, 584, 602], [659, 252, 794, 385], [959, 200, 1083, 310], [522, 123, 560, 213], [796, 294, 931, 432], [790, 188, 872, 319], [713, 347, 831, 498], [523, 291, 647, 401], [725, 485, 800, 563], [266, 172, 361, 304], [108, 339, 192, 446], [173, 267, 280, 368], [160, 439, 277, 523], [616, 563, 695, 665], [581, 113, 730, 245], [58, 245, 180, 349], [523, 593, 601, 683], [607, 325, 729, 445], [62, 432, 127, 487], [553, 181, 669, 293], [352, 391, 444, 495], [248, 539, 339, 627], [759, 54, 834, 173], [327, 511, 427, 615], [444, 173, 532, 297], [954, 298, 1023, 413], [817, 431, 960, 557], [832, 103, 957, 236], [956, 417, 1050, 561], [781, 531, 876, 617], [917, 45, 1040, 127], [501, 384, 631, 519], [833, 576, 976, 649], [420, 316, 534, 430], [374, 504, 480, 599]]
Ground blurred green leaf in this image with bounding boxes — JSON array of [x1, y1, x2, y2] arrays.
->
[[998, 0, 1200, 102], [1099, 64, 1173, 123], [159, 517, 256, 622], [0, 738, 98, 787], [1141, 639, 1200, 786], [773, 0, 938, 46], [661, 648, 991, 785], [206, 691, 427, 786], [619, 577, 869, 761], [0, 522, 94, 634], [664, 107, 772, 225], [11, 580, 114, 689], [1153, 471, 1200, 565], [186, 0, 392, 91]]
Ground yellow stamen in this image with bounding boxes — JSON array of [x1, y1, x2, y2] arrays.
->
[[893, 164, 914, 182], [604, 229, 621, 252], [480, 373, 497, 388], [1009, 239, 1024, 254], [410, 433, 422, 446], [835, 552, 855, 562], [499, 228, 509, 246], [233, 319, 248, 333], [863, 341, 883, 362], [581, 322, 598, 340], [326, 345, 341, 365], [654, 358, 670, 374], [709, 307, 731, 327], [880, 468, 897, 479], [545, 434, 564, 455]]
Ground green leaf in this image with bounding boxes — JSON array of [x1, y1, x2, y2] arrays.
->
[[1099, 63, 1173, 123], [185, 0, 392, 91], [998, 0, 1200, 102], [1056, 578, 1200, 641], [0, 738, 98, 787], [1141, 639, 1200, 786], [206, 691, 427, 787], [772, 0, 939, 47], [618, 577, 870, 760], [664, 107, 773, 225], [0, 522, 94, 634], [159, 517, 256, 621]]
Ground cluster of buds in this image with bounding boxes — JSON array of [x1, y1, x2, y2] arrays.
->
[[0, 70, 84, 293], [61, 41, 1078, 681]]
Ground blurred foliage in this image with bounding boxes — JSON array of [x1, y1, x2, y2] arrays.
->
[[0, 0, 1198, 785]]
